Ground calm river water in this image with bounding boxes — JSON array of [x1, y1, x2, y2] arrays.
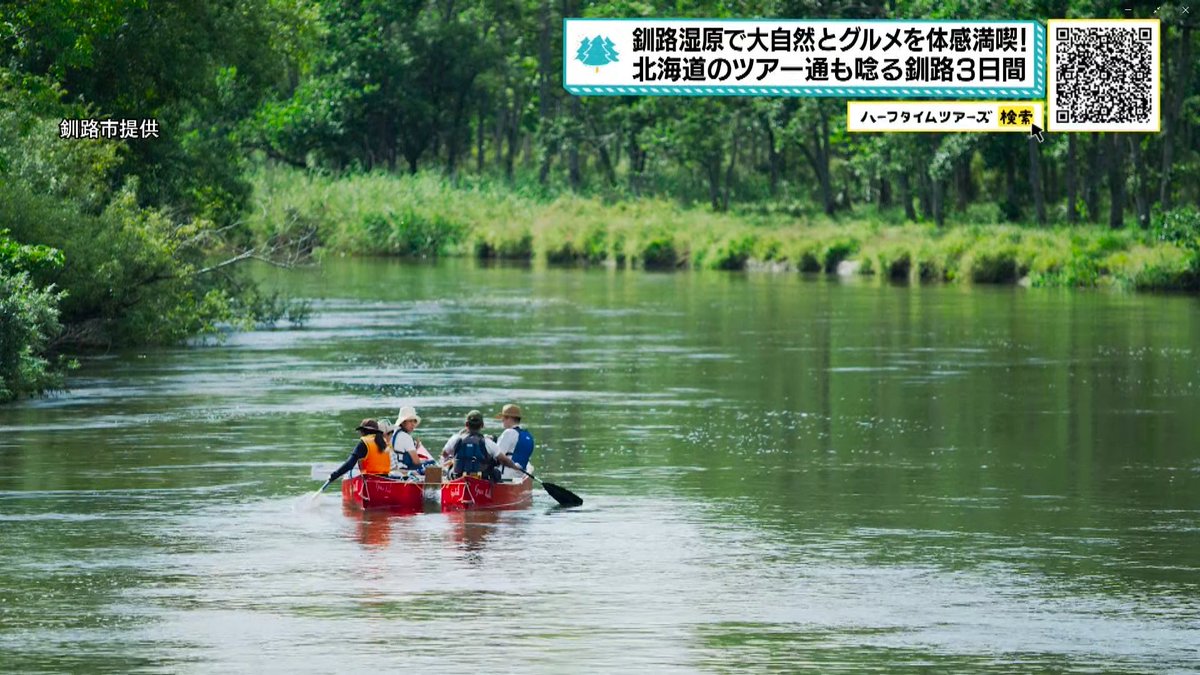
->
[[1, 259, 1198, 673]]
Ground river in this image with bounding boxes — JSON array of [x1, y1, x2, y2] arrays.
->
[[1, 259, 1198, 673]]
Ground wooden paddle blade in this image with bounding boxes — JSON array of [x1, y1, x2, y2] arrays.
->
[[542, 481, 582, 507]]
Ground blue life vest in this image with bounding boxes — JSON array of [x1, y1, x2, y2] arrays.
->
[[391, 430, 420, 470], [510, 426, 534, 470], [454, 431, 489, 475]]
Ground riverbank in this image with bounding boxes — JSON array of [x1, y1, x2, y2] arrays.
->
[[249, 165, 1200, 292]]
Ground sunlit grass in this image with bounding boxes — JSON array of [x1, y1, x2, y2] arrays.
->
[[248, 164, 1199, 291]]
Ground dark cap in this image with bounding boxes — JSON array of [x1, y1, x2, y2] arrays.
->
[[356, 418, 382, 434], [465, 410, 484, 428]]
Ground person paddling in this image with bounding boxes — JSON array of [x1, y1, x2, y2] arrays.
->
[[390, 405, 435, 476], [328, 419, 391, 482], [441, 410, 521, 480], [493, 403, 534, 481]]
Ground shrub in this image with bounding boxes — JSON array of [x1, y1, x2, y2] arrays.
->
[[793, 243, 823, 272], [0, 270, 67, 402], [707, 233, 757, 270], [475, 230, 533, 259], [1108, 246, 1200, 291], [962, 245, 1020, 283], [1151, 206, 1200, 250], [640, 236, 678, 268], [869, 244, 912, 281], [0, 230, 68, 402], [581, 224, 609, 264], [996, 199, 1022, 222], [820, 236, 859, 273]]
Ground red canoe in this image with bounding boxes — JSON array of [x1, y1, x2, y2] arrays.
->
[[341, 474, 425, 511], [441, 474, 533, 511]]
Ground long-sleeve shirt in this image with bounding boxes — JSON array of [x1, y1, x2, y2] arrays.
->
[[329, 440, 368, 481]]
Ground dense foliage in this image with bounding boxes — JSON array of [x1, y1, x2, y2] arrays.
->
[[1, 0, 1198, 399], [246, 0, 1199, 225], [0, 1, 308, 399], [0, 230, 66, 402]]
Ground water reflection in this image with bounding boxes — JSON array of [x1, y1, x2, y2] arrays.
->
[[0, 260, 1197, 672], [445, 508, 502, 562]]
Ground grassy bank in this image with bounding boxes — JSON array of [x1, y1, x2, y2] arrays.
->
[[248, 165, 1200, 292]]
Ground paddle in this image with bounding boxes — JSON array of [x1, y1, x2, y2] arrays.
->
[[309, 478, 333, 502], [513, 466, 582, 507]]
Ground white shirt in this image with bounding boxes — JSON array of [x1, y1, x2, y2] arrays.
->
[[390, 429, 424, 471], [495, 426, 532, 480], [495, 427, 519, 455]]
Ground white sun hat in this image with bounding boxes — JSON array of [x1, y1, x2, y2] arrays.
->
[[396, 405, 421, 426]]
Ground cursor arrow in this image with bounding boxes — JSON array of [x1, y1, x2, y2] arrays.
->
[[1030, 123, 1045, 143]]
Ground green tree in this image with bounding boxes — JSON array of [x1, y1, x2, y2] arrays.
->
[[0, 230, 66, 402]]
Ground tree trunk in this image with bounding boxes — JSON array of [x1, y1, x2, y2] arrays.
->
[[476, 95, 486, 174], [1085, 132, 1103, 223], [1004, 150, 1016, 212], [538, 144, 554, 184], [446, 90, 471, 179], [504, 95, 519, 181], [537, 0, 552, 123], [799, 104, 836, 216], [815, 157, 834, 215], [1159, 25, 1191, 210], [819, 107, 833, 214], [628, 128, 646, 196], [723, 123, 739, 211], [878, 147, 892, 209], [933, 177, 945, 227], [1066, 134, 1078, 223], [898, 169, 916, 221], [597, 142, 616, 186], [707, 162, 722, 211], [1107, 133, 1125, 229], [1129, 135, 1150, 229], [955, 157, 970, 212], [567, 98, 582, 189], [761, 112, 780, 197], [1027, 137, 1046, 224], [521, 135, 533, 168], [918, 169, 933, 220]]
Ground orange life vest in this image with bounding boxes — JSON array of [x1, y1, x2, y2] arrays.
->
[[358, 434, 391, 475]]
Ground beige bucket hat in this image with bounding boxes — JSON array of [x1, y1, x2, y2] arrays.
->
[[396, 405, 421, 426], [494, 403, 522, 419]]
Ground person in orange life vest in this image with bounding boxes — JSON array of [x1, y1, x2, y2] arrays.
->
[[328, 419, 391, 481], [441, 410, 521, 479]]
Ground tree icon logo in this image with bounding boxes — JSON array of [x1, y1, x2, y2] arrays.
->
[[576, 35, 619, 73]]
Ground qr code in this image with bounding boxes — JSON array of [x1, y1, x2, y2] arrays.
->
[[1047, 20, 1159, 132]]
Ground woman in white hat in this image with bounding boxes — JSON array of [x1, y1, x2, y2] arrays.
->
[[390, 405, 433, 475]]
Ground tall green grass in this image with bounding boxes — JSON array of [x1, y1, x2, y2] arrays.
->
[[248, 165, 1200, 292]]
